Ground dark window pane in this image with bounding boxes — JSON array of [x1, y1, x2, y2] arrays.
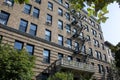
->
[[35, 0, 41, 4], [14, 41, 23, 50], [0, 11, 10, 25], [45, 29, 51, 41], [33, 8, 40, 18], [46, 14, 52, 24], [48, 2, 53, 10], [19, 19, 28, 32], [23, 4, 31, 14], [26, 44, 34, 55], [43, 49, 50, 63], [29, 23, 37, 36], [58, 20, 63, 30], [58, 53, 63, 59], [58, 35, 63, 45], [58, 8, 63, 16]]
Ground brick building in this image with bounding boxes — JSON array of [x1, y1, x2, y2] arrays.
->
[[0, 0, 110, 80]]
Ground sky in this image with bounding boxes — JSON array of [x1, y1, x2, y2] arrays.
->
[[101, 2, 120, 45]]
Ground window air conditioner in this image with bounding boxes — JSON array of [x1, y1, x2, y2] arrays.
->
[[4, 0, 12, 6]]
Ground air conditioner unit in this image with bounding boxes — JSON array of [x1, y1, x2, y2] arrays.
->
[[4, 0, 12, 6], [46, 21, 52, 25]]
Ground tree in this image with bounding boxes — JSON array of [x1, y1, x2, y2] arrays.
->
[[109, 42, 120, 80], [47, 72, 73, 80], [69, 0, 120, 23], [0, 43, 35, 80], [14, 0, 29, 4]]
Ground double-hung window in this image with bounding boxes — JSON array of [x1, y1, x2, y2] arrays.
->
[[58, 35, 63, 46], [58, 53, 63, 59], [29, 23, 37, 36], [45, 29, 51, 41], [48, 2, 53, 11], [26, 44, 34, 55], [0, 11, 10, 25], [58, 0, 62, 4], [33, 7, 40, 18], [68, 56, 72, 61], [43, 49, 50, 63], [88, 48, 93, 56], [65, 12, 70, 20], [23, 4, 31, 14], [35, 0, 41, 4], [46, 14, 52, 24], [66, 38, 72, 48], [66, 24, 71, 33], [65, 2, 69, 8], [14, 40, 23, 50], [19, 19, 28, 32], [58, 20, 63, 30], [74, 42, 79, 51], [58, 8, 63, 16]]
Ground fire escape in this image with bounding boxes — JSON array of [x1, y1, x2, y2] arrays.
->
[[40, 9, 95, 79]]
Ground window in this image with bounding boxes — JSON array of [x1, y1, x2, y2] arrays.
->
[[88, 48, 93, 56], [76, 58, 80, 62], [48, 2, 53, 10], [58, 8, 63, 16], [91, 29, 97, 37], [68, 56, 72, 61], [26, 44, 34, 55], [58, 0, 62, 4], [58, 53, 63, 59], [65, 2, 69, 8], [98, 64, 102, 73], [29, 23, 37, 36], [86, 35, 90, 41], [0, 35, 3, 43], [66, 24, 71, 33], [58, 20, 63, 30], [81, 45, 86, 53], [96, 51, 102, 60], [19, 19, 28, 32], [79, 32, 84, 39], [99, 33, 102, 40], [101, 65, 105, 73], [58, 35, 63, 45], [32, 7, 40, 18], [0, 11, 10, 25], [23, 4, 31, 14], [14, 40, 23, 50], [45, 29, 51, 41], [106, 66, 109, 73], [4, 0, 14, 6], [93, 39, 99, 47], [46, 14, 52, 25], [66, 38, 72, 48], [74, 42, 79, 51], [103, 54, 107, 61], [101, 43, 105, 50], [73, 28, 77, 34], [35, 0, 41, 4], [65, 12, 70, 20], [43, 49, 50, 63], [85, 25, 89, 32]]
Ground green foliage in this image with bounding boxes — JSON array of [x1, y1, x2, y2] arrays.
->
[[110, 42, 120, 68], [69, 0, 120, 23], [0, 43, 35, 80], [47, 72, 73, 80], [14, 0, 29, 4]]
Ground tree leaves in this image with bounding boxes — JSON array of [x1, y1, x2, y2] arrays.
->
[[0, 43, 35, 80], [69, 0, 119, 23]]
